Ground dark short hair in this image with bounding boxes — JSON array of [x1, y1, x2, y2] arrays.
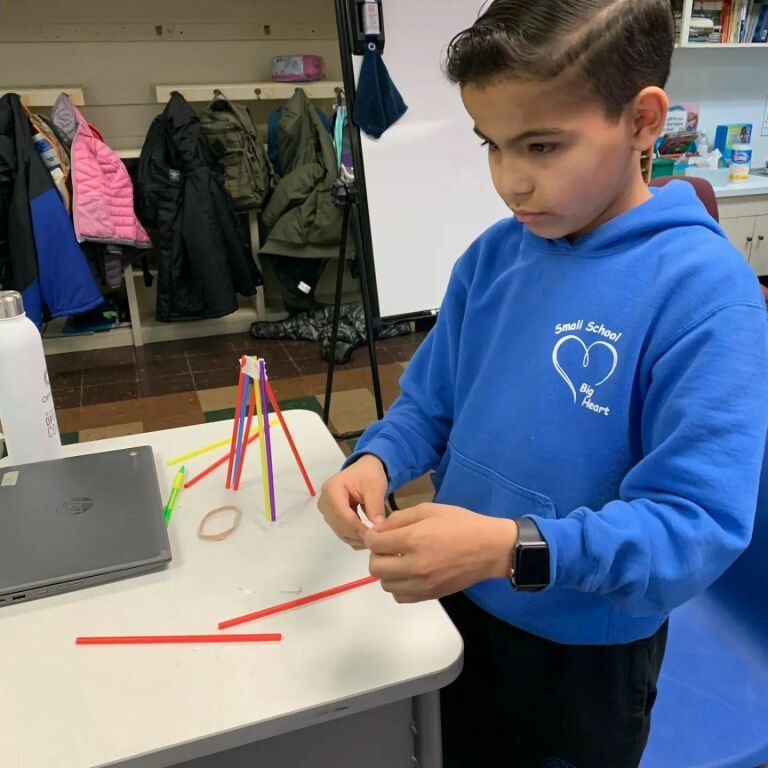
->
[[445, 0, 675, 117]]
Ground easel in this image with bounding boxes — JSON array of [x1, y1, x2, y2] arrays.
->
[[322, 173, 385, 442]]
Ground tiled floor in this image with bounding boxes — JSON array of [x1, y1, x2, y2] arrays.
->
[[46, 331, 435, 507]]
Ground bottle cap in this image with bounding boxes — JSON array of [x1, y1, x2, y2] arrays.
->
[[0, 291, 25, 319]]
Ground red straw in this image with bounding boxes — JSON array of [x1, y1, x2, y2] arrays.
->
[[225, 364, 247, 489], [219, 576, 378, 630], [76, 634, 282, 646], [184, 428, 263, 490], [233, 386, 257, 491], [265, 379, 316, 497]]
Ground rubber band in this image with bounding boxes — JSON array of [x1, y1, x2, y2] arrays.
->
[[197, 505, 242, 542]]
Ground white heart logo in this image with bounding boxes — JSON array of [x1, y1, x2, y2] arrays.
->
[[552, 335, 618, 404]]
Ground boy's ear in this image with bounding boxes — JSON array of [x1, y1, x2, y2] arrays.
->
[[628, 87, 669, 151]]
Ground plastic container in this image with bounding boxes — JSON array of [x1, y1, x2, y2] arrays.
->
[[685, 166, 732, 187], [271, 55, 326, 83], [0, 291, 62, 465], [361, 0, 382, 36], [730, 143, 753, 182], [651, 158, 676, 179]]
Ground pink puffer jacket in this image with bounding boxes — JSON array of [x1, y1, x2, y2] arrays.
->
[[53, 96, 150, 249]]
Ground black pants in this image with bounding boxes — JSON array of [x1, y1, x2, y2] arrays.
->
[[440, 592, 668, 768]]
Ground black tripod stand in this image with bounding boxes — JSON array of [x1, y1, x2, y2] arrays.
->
[[322, 174, 385, 442]]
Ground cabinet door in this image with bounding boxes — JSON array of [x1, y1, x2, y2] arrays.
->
[[748, 215, 768, 276], [721, 217, 757, 263]]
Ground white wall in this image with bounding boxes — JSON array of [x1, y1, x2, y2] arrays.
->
[[0, 0, 341, 149], [668, 48, 768, 167]]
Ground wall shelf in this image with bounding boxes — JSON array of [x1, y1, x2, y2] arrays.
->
[[679, 42, 768, 48], [0, 87, 84, 106], [680, 0, 768, 47], [154, 81, 342, 104]]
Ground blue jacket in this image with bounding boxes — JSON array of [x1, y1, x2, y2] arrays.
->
[[0, 93, 102, 327], [351, 182, 768, 644]]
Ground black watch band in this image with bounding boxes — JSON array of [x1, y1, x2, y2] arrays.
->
[[510, 517, 550, 592]]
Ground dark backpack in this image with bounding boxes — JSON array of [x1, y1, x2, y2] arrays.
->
[[200, 93, 274, 211]]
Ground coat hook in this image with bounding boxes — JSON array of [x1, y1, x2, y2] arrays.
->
[[213, 88, 222, 98], [254, 88, 262, 100]]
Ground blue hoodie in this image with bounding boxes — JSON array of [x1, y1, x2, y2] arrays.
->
[[351, 181, 768, 645]]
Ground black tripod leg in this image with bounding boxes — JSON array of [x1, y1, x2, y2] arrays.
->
[[323, 200, 352, 427], [350, 201, 385, 421]]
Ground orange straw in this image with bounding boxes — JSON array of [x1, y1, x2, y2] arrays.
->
[[185, 428, 262, 489], [265, 379, 316, 497], [219, 576, 378, 630], [225, 362, 247, 489], [76, 634, 282, 645], [233, 386, 257, 491]]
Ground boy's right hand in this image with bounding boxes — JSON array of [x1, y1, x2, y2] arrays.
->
[[318, 454, 388, 550]]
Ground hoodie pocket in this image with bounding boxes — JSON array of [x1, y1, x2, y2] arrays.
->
[[434, 444, 557, 521]]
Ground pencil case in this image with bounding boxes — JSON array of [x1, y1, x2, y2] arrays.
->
[[271, 55, 326, 83]]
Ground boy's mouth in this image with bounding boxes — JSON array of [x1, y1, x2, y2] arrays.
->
[[513, 210, 546, 224]]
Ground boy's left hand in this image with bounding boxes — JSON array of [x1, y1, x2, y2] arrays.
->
[[364, 503, 519, 603]]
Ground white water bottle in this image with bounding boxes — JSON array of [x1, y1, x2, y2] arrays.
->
[[0, 291, 62, 464]]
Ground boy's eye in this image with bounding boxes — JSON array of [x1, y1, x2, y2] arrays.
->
[[480, 140, 500, 153], [528, 142, 557, 155]]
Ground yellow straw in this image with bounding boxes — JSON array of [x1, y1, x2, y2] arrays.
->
[[253, 365, 273, 522], [166, 430, 259, 467]]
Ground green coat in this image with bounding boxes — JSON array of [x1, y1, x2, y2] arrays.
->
[[260, 89, 342, 260]]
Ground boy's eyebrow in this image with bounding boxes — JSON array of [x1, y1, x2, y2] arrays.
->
[[473, 126, 566, 144]]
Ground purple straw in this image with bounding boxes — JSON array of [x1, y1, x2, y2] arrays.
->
[[259, 359, 277, 521]]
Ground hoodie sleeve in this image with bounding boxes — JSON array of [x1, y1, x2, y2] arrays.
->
[[345, 259, 470, 491], [533, 301, 768, 617]]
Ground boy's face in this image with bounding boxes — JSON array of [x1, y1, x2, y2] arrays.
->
[[462, 78, 647, 240]]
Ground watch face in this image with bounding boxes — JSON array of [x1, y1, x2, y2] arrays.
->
[[518, 544, 550, 588]]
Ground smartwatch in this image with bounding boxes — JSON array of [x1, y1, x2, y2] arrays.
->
[[510, 517, 550, 592]]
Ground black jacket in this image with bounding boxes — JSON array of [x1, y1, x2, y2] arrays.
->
[[136, 92, 261, 322]]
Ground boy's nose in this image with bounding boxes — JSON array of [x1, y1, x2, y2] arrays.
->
[[498, 166, 534, 200]]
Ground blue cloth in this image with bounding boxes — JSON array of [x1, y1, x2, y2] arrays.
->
[[352, 46, 407, 139], [27, 188, 103, 327], [642, 438, 768, 767], [349, 181, 768, 645]]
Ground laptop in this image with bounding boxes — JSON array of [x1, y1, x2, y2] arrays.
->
[[0, 446, 171, 607]]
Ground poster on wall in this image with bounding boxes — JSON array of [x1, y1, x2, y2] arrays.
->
[[664, 102, 700, 134]]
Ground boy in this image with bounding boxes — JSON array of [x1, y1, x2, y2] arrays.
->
[[318, 1, 768, 766]]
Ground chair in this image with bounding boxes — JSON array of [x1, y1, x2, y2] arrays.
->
[[650, 175, 768, 306], [641, 177, 768, 768]]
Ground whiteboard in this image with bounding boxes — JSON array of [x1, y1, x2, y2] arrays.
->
[[354, 0, 510, 320]]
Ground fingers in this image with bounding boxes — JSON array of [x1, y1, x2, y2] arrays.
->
[[364, 525, 413, 555], [342, 536, 367, 551], [360, 485, 386, 528], [379, 579, 427, 604], [369, 551, 412, 580], [318, 480, 367, 547], [375, 505, 430, 531]]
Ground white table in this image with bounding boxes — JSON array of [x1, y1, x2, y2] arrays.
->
[[712, 174, 768, 199], [0, 411, 463, 768]]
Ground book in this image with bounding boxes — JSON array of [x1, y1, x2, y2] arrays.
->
[[715, 124, 753, 164], [753, 2, 768, 40], [728, 0, 742, 41], [665, 103, 700, 134], [690, 0, 725, 41], [722, 0, 733, 41]]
